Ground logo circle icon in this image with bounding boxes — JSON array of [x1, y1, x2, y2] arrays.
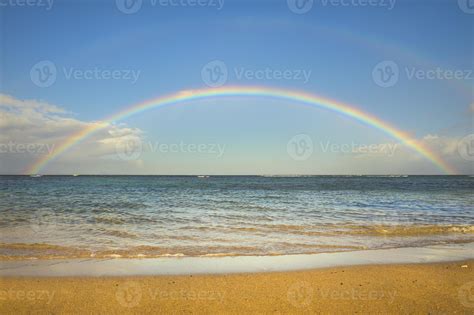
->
[[457, 134, 474, 161], [201, 60, 228, 87], [458, 0, 474, 14], [116, 0, 143, 14], [116, 281, 142, 308], [287, 281, 313, 308], [287, 134, 313, 161], [30, 209, 57, 233], [116, 138, 143, 161], [372, 60, 399, 88], [287, 0, 314, 14], [30, 60, 57, 88], [458, 281, 474, 308]]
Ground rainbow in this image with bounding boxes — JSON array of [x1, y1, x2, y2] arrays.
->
[[26, 86, 456, 175]]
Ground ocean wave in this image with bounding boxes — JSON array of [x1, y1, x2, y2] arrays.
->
[[334, 224, 474, 236], [175, 223, 474, 237], [219, 223, 474, 237], [101, 229, 138, 238], [94, 216, 127, 225], [0, 243, 69, 250], [1, 224, 473, 260], [1, 237, 474, 260]]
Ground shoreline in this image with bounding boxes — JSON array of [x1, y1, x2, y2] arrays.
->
[[1, 260, 473, 313], [1, 242, 473, 277]]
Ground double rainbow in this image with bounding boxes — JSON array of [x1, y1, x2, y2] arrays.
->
[[26, 86, 456, 174]]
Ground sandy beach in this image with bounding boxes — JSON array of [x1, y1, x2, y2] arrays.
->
[[1, 260, 473, 314]]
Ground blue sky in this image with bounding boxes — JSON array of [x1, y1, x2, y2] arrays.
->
[[0, 0, 472, 174]]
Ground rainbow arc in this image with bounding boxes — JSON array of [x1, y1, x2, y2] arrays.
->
[[26, 86, 456, 175]]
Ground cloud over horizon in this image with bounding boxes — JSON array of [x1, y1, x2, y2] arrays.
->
[[0, 94, 144, 174]]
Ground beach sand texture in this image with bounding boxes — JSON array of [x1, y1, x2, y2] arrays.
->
[[1, 260, 473, 314]]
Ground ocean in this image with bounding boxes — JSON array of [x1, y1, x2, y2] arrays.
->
[[0, 175, 473, 260]]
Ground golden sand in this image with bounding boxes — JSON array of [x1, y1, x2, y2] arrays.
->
[[1, 260, 473, 314]]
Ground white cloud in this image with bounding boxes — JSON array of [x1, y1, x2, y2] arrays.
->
[[0, 94, 143, 174], [0, 94, 66, 114]]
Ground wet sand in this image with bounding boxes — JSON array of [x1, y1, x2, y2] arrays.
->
[[1, 260, 473, 314]]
